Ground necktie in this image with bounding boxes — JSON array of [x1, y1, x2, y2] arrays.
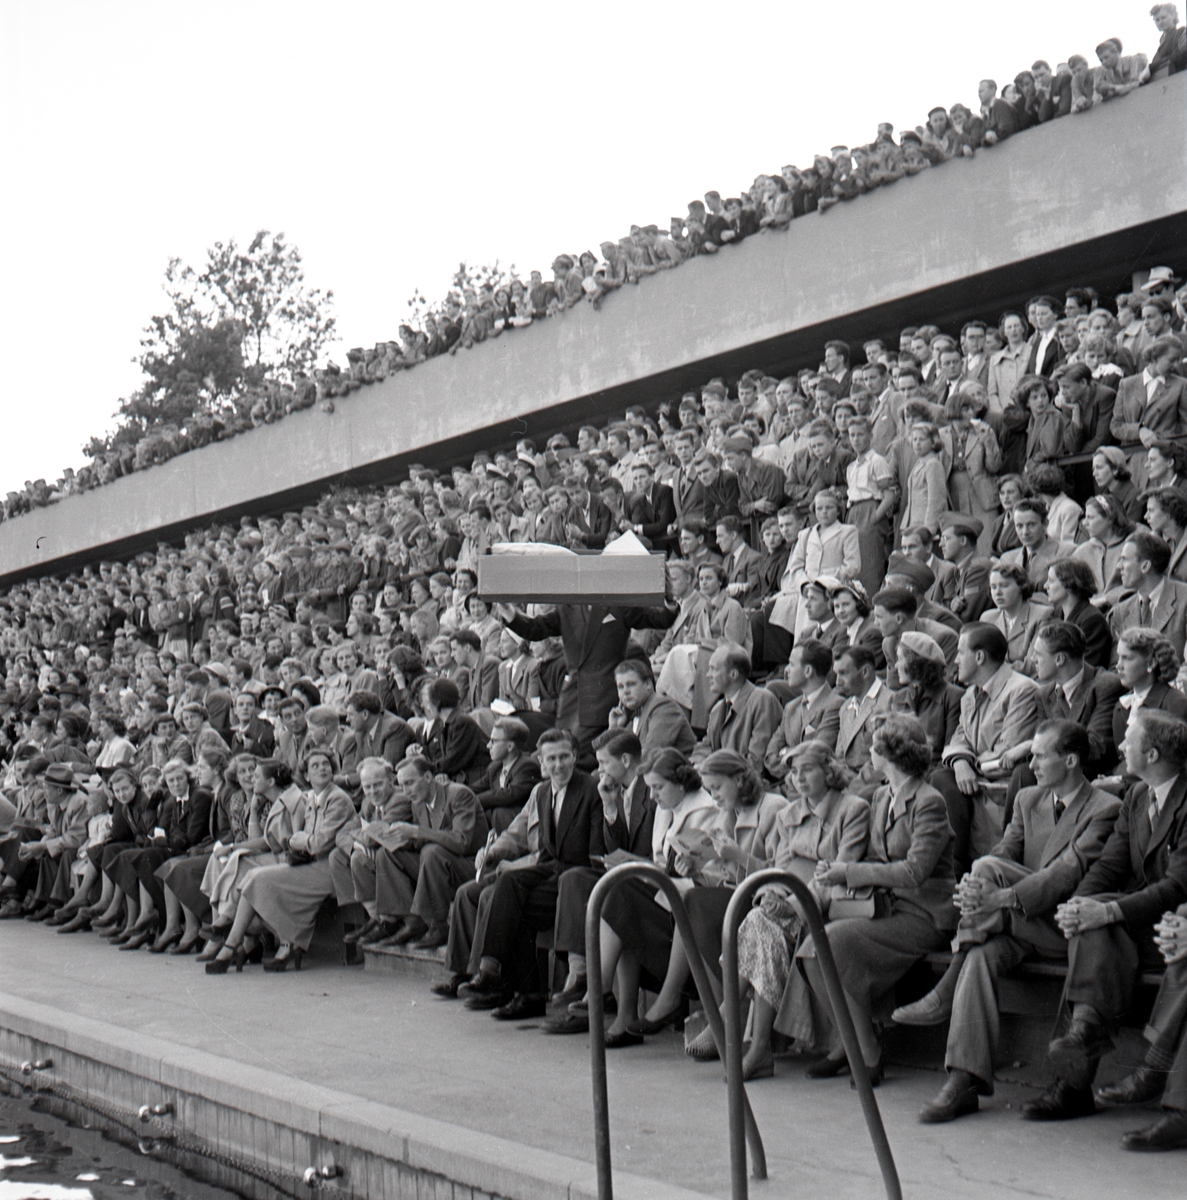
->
[[1148, 790, 1162, 832], [1139, 596, 1152, 627], [1022, 547, 1030, 574], [1053, 795, 1066, 822]]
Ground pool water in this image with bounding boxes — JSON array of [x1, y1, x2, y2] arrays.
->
[[0, 1092, 244, 1200]]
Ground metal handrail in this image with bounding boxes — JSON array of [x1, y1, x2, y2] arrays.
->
[[722, 870, 902, 1200], [585, 862, 767, 1200]]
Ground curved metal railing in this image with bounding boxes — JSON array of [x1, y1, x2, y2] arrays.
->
[[585, 862, 766, 1200], [722, 870, 902, 1200]]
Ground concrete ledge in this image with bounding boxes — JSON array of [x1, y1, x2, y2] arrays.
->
[[363, 941, 447, 978], [0, 990, 704, 1200]]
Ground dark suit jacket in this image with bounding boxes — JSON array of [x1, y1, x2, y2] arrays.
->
[[461, 654, 500, 713], [508, 604, 677, 730], [1039, 664, 1124, 772], [992, 780, 1120, 917], [538, 770, 606, 872], [343, 711, 414, 777], [565, 498, 614, 550], [950, 553, 993, 622], [672, 470, 706, 525], [161, 787, 215, 857], [424, 708, 490, 789], [723, 542, 764, 606], [603, 774, 656, 857], [1067, 597, 1113, 669], [1025, 332, 1066, 378], [1111, 682, 1187, 764], [1078, 381, 1117, 454], [1076, 774, 1187, 931], [476, 754, 542, 816], [627, 482, 677, 548], [229, 715, 276, 759]]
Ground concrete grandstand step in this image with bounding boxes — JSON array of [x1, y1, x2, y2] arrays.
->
[[362, 940, 447, 978]]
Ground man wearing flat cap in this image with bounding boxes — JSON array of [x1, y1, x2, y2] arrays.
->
[[722, 436, 785, 549], [939, 512, 993, 621]]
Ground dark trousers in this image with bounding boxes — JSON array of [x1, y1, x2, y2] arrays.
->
[[445, 876, 498, 975], [481, 865, 561, 993], [553, 866, 601, 957], [927, 766, 973, 876], [1146, 957, 1187, 1111]]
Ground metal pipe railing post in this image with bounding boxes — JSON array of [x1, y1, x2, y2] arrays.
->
[[585, 863, 767, 1200], [722, 869, 903, 1200]]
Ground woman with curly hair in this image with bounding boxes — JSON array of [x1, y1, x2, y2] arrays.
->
[[891, 632, 964, 765], [800, 715, 956, 1082], [1111, 627, 1187, 765], [988, 473, 1031, 558], [983, 563, 1053, 673], [734, 741, 869, 1079], [1090, 446, 1143, 525], [585, 748, 719, 1046], [1017, 375, 1080, 469], [1044, 558, 1113, 667], [829, 579, 885, 669]]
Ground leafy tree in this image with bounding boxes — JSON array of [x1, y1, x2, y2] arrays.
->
[[111, 230, 335, 437]]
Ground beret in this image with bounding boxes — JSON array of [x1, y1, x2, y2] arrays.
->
[[900, 631, 946, 666]]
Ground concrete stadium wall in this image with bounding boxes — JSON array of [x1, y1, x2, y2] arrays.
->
[[3, 73, 1185, 583]]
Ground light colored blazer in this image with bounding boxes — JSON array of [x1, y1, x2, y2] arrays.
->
[[1109, 577, 1187, 659], [984, 601, 1054, 669], [901, 454, 949, 534], [943, 662, 1040, 766], [784, 521, 860, 594], [939, 422, 1001, 510]]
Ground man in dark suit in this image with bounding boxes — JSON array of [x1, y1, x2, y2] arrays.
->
[[693, 451, 742, 541], [457, 729, 605, 1019], [1023, 710, 1187, 1120], [1024, 296, 1066, 378], [1054, 363, 1116, 455], [625, 462, 677, 551], [545, 729, 658, 1030], [474, 717, 541, 833], [228, 691, 276, 759], [902, 720, 1120, 1123], [716, 516, 764, 608], [723, 436, 785, 548], [938, 513, 992, 621], [563, 480, 614, 550], [978, 78, 1020, 145], [500, 597, 676, 765], [416, 678, 490, 790], [670, 430, 706, 528], [606, 657, 695, 762]]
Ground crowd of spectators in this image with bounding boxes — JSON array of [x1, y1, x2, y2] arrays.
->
[[5, 6, 1184, 522], [4, 246, 1187, 1149]]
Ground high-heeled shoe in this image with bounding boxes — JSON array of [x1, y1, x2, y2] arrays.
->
[[742, 1057, 776, 1082], [205, 943, 247, 975], [149, 929, 182, 954], [196, 939, 225, 963], [262, 945, 304, 973], [169, 933, 203, 955], [806, 1053, 851, 1079], [120, 927, 156, 951]]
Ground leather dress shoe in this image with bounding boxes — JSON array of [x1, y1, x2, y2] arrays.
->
[[892, 990, 952, 1026], [1096, 1065, 1169, 1107], [806, 1054, 850, 1079], [551, 979, 588, 1008], [542, 1011, 590, 1035], [430, 973, 467, 999], [56, 913, 92, 934], [408, 922, 448, 950], [0, 898, 27, 919], [25, 904, 57, 922], [919, 1072, 981, 1123], [360, 920, 401, 946], [393, 919, 428, 945], [45, 907, 77, 927], [1048, 1019, 1112, 1091], [344, 918, 383, 945], [604, 1028, 645, 1048], [492, 993, 547, 1021], [1121, 1110, 1187, 1151], [458, 969, 505, 1000], [1021, 1078, 1097, 1121], [464, 989, 512, 1011]]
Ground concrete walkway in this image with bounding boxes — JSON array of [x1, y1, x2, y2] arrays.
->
[[0, 922, 1180, 1199]]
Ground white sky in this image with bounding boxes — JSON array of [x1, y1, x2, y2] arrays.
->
[[0, 0, 1157, 492]]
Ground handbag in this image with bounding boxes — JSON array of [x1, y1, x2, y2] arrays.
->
[[823, 885, 878, 920]]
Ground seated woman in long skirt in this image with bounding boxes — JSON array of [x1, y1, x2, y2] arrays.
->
[[205, 748, 358, 973], [797, 714, 956, 1084]]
